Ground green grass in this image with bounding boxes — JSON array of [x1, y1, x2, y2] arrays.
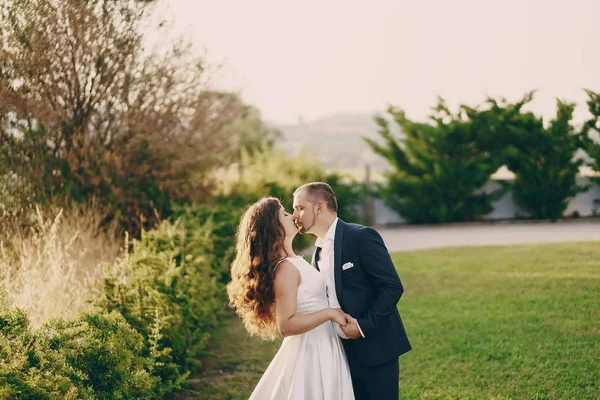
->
[[168, 317, 281, 400], [181, 242, 600, 400]]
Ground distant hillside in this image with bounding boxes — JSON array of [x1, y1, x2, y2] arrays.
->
[[273, 113, 392, 175]]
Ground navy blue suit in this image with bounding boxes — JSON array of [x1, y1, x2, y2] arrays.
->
[[312, 219, 411, 399]]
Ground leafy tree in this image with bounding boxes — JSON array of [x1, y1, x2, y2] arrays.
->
[[502, 99, 587, 219], [581, 89, 600, 184], [0, 0, 273, 235], [365, 98, 509, 223]]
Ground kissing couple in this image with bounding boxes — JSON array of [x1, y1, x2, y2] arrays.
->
[[227, 182, 411, 400]]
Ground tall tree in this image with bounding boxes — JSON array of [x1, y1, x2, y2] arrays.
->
[[365, 98, 513, 224], [503, 99, 587, 219], [581, 89, 600, 183], [0, 0, 271, 234]]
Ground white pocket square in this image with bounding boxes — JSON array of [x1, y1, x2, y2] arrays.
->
[[342, 262, 354, 271]]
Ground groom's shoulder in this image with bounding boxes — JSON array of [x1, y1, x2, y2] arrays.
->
[[345, 222, 366, 230], [343, 221, 383, 239], [342, 221, 371, 236]]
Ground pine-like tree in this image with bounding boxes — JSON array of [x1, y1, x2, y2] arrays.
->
[[582, 90, 600, 184], [365, 98, 509, 224], [504, 100, 587, 219]]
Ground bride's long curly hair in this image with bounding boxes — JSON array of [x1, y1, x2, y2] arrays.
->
[[226, 197, 288, 340]]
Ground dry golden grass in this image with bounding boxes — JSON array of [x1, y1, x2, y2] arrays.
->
[[0, 204, 121, 327]]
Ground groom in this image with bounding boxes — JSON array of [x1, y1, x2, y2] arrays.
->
[[293, 182, 411, 400]]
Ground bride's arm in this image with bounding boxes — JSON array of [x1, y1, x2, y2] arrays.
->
[[274, 260, 346, 337]]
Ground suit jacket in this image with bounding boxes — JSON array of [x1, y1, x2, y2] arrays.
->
[[312, 219, 411, 368]]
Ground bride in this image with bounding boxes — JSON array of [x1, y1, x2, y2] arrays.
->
[[226, 197, 355, 399]]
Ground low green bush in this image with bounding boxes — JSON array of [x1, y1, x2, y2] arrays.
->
[[0, 291, 160, 399], [97, 219, 221, 389]]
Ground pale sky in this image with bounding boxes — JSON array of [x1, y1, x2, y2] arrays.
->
[[153, 0, 598, 124]]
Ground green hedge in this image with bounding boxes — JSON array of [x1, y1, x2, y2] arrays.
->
[[0, 294, 159, 399], [367, 93, 596, 223], [0, 217, 225, 399], [0, 148, 368, 399]]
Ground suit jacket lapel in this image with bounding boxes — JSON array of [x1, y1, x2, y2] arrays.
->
[[334, 219, 344, 302]]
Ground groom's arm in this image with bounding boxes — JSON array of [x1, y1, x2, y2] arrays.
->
[[353, 227, 403, 338]]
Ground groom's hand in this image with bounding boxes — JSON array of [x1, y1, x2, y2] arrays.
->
[[340, 313, 362, 339]]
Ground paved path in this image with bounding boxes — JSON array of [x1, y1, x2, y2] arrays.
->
[[376, 220, 600, 252]]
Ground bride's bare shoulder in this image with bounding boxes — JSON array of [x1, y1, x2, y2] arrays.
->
[[273, 259, 301, 285]]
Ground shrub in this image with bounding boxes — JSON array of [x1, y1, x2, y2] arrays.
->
[[582, 89, 600, 184], [0, 291, 161, 399], [502, 100, 588, 219], [1, 212, 227, 398], [41, 312, 160, 399], [366, 99, 508, 223], [97, 218, 221, 391]]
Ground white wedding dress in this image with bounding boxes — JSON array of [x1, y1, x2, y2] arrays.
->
[[249, 255, 355, 400]]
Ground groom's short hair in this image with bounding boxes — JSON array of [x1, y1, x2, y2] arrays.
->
[[294, 182, 338, 212]]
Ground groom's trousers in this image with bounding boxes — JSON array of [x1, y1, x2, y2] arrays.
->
[[345, 344, 400, 400]]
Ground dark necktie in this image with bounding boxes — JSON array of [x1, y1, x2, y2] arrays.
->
[[313, 246, 321, 272]]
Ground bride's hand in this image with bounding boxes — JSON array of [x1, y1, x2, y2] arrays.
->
[[328, 308, 348, 327]]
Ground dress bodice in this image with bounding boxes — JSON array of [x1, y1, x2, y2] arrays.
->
[[282, 256, 329, 314]]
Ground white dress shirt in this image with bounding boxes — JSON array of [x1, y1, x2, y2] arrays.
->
[[315, 218, 365, 338]]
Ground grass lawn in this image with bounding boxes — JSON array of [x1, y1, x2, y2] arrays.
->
[[182, 241, 600, 399]]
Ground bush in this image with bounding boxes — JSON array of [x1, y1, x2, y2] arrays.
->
[[582, 89, 600, 184], [1, 312, 172, 399], [171, 196, 250, 284], [324, 172, 366, 224], [502, 100, 588, 219], [97, 218, 221, 391], [0, 174, 36, 241], [1, 211, 227, 399], [366, 99, 509, 223], [42, 312, 160, 399], [0, 292, 161, 399]]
